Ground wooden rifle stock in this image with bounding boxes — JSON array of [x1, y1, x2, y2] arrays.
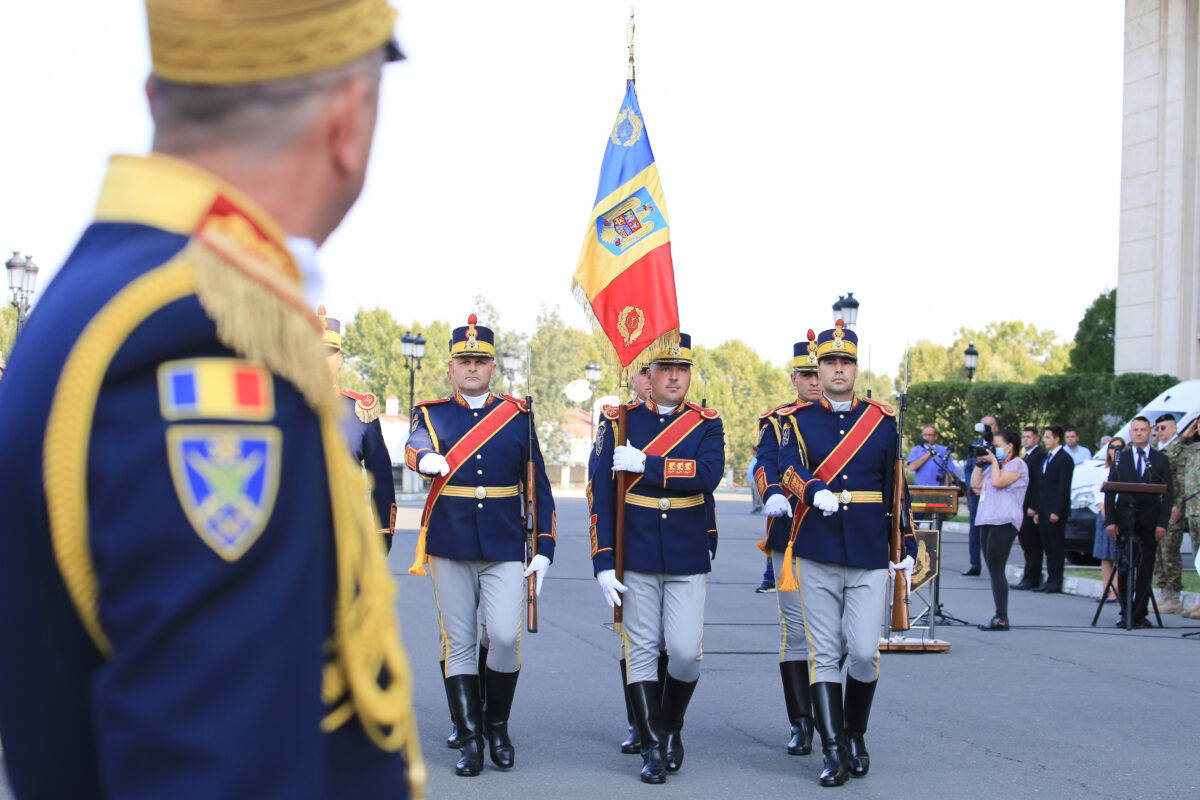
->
[[890, 456, 910, 631], [525, 459, 538, 633]]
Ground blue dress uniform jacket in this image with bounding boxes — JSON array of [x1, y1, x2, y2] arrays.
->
[[0, 155, 419, 800], [405, 393, 556, 563], [757, 402, 800, 553], [777, 396, 916, 570], [589, 400, 725, 575], [339, 390, 397, 538]]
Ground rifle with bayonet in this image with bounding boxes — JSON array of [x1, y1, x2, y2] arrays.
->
[[890, 349, 912, 632], [523, 344, 538, 633]]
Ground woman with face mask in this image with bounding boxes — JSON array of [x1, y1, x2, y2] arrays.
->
[[971, 429, 1031, 630]]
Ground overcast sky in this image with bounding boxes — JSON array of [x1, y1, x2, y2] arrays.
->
[[1, 1, 1124, 378]]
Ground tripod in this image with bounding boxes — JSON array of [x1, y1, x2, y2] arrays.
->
[[928, 508, 969, 626], [1090, 514, 1163, 630]]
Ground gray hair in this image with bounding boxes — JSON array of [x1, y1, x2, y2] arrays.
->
[[150, 49, 385, 156]]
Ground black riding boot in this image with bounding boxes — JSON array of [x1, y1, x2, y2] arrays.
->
[[620, 658, 640, 754], [660, 674, 698, 773], [657, 651, 669, 683], [441, 661, 460, 749], [445, 674, 485, 777], [484, 668, 519, 769], [780, 660, 815, 755], [811, 681, 849, 787], [478, 645, 489, 734], [843, 676, 877, 778], [627, 681, 667, 784]]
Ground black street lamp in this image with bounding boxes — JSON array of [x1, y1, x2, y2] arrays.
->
[[832, 292, 859, 327], [584, 360, 602, 438], [501, 347, 522, 394], [964, 342, 979, 382], [6, 252, 40, 335], [401, 331, 426, 413]]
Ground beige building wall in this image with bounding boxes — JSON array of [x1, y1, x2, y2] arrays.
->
[[1115, 0, 1199, 377]]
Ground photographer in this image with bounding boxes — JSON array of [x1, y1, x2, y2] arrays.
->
[[1103, 416, 1173, 628], [971, 430, 1029, 631], [962, 415, 998, 576]]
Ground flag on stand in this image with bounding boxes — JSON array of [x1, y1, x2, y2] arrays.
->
[[571, 81, 679, 369]]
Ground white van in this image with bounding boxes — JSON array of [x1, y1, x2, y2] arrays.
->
[[1066, 380, 1200, 560]]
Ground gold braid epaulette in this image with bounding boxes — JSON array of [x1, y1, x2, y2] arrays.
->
[[190, 239, 425, 791]]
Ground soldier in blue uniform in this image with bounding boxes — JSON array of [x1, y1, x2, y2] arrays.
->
[[589, 333, 725, 784], [776, 320, 915, 787], [0, 3, 423, 798], [405, 314, 556, 777], [755, 329, 824, 758], [320, 305, 397, 552]]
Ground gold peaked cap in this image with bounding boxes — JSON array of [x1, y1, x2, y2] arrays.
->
[[147, 0, 400, 85]]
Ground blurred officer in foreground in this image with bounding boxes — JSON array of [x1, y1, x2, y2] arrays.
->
[[405, 315, 556, 777], [589, 334, 725, 784], [0, 2, 423, 797], [777, 320, 915, 787], [320, 306, 397, 552], [755, 329, 824, 758]]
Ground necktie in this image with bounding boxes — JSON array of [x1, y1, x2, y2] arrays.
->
[[1136, 449, 1145, 479]]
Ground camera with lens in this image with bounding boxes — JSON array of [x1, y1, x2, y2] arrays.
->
[[969, 439, 995, 459]]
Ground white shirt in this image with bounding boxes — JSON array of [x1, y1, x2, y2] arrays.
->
[[655, 403, 679, 416], [462, 391, 492, 409], [1042, 446, 1061, 473], [824, 395, 853, 413], [1065, 444, 1092, 465]]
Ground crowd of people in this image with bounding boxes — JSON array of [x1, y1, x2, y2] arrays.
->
[[904, 414, 1199, 629]]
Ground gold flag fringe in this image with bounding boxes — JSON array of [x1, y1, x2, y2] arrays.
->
[[570, 278, 680, 374], [189, 240, 426, 796]]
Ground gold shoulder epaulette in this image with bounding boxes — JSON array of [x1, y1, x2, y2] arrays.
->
[[863, 397, 896, 417], [601, 404, 620, 421], [341, 388, 380, 423], [413, 397, 451, 409], [778, 401, 813, 416], [686, 401, 720, 420], [500, 394, 529, 412], [760, 402, 793, 419]]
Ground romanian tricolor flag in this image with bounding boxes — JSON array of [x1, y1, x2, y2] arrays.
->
[[158, 359, 274, 421], [572, 81, 679, 369]]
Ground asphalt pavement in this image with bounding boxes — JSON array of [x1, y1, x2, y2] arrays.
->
[[3, 493, 1197, 799]]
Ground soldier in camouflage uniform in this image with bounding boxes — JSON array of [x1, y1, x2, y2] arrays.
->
[[1166, 419, 1200, 619], [1157, 416, 1189, 613]]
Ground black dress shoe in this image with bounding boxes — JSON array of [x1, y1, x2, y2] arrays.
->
[[1009, 580, 1039, 591], [1040, 583, 1062, 594], [1115, 617, 1128, 629], [978, 617, 1009, 631], [961, 567, 981, 576], [1132, 617, 1154, 629]]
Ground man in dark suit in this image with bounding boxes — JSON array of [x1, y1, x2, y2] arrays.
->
[[1012, 426, 1046, 590], [1103, 416, 1173, 628], [1033, 425, 1074, 593]]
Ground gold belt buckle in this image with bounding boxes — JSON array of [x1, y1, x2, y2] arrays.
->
[[839, 489, 852, 505], [474, 486, 487, 500], [657, 497, 671, 511]]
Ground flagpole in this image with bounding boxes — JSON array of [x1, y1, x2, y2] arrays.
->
[[614, 367, 629, 634], [626, 7, 636, 86]]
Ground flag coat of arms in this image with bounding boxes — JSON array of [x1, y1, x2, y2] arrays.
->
[[572, 82, 679, 368]]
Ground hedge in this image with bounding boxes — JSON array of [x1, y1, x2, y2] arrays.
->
[[902, 372, 1179, 456]]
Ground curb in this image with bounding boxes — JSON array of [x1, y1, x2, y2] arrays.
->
[[1003, 565, 1199, 611]]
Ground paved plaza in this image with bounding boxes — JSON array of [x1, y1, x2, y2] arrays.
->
[[3, 493, 1196, 799]]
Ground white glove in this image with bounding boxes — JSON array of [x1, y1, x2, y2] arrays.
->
[[596, 569, 628, 608], [417, 452, 449, 476], [764, 494, 792, 518], [523, 554, 551, 596], [612, 444, 647, 473], [889, 555, 915, 595], [812, 489, 840, 516]]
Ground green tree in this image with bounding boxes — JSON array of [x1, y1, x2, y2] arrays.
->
[[897, 321, 1072, 391], [1068, 288, 1115, 374], [0, 305, 17, 361]]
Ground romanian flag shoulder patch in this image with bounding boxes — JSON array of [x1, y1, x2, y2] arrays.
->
[[158, 358, 274, 421]]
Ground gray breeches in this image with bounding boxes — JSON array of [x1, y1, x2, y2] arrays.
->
[[429, 556, 523, 676], [772, 549, 808, 662], [621, 571, 706, 683], [796, 558, 886, 684]]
